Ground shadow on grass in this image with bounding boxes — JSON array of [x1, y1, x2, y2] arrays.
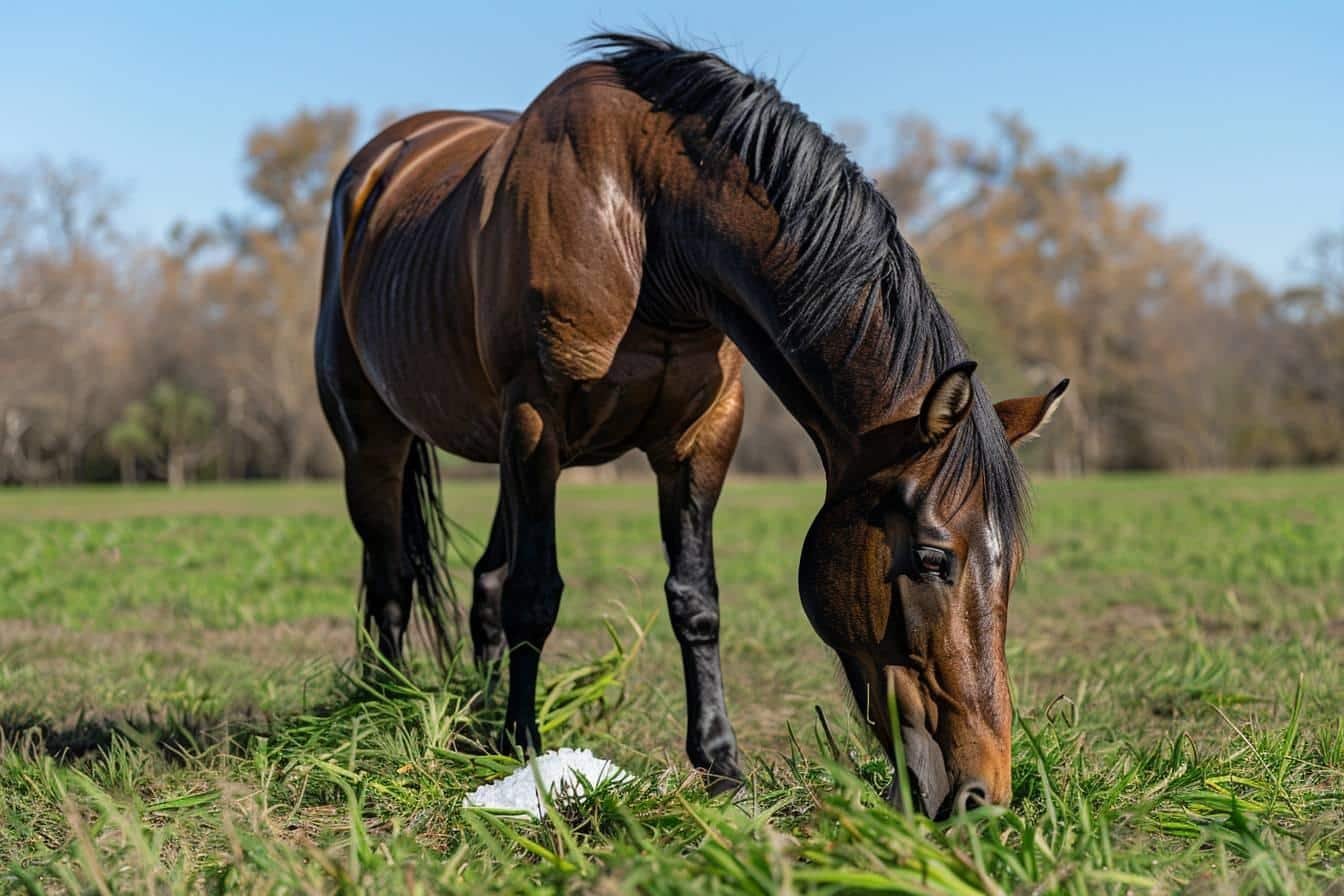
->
[[0, 692, 472, 769], [0, 630, 632, 768], [0, 701, 299, 762]]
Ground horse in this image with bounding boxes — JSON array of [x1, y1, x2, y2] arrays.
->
[[315, 32, 1068, 819]]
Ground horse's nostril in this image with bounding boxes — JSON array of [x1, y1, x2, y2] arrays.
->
[[955, 780, 991, 813]]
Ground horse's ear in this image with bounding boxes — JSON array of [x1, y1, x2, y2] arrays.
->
[[918, 361, 978, 445], [995, 379, 1069, 446]]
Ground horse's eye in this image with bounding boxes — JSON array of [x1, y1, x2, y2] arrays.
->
[[913, 546, 950, 579]]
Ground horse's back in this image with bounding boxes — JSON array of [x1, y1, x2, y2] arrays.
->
[[338, 109, 517, 276]]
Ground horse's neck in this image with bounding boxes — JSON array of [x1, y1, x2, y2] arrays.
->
[[639, 150, 926, 474], [707, 277, 911, 478]]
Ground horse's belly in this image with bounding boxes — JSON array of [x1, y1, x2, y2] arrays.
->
[[562, 328, 742, 466], [349, 284, 501, 463]]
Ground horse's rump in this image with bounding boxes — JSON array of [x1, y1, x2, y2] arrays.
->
[[329, 109, 520, 460]]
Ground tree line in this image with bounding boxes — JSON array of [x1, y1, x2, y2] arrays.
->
[[2, 108, 1339, 485]]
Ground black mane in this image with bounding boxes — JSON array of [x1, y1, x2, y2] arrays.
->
[[583, 32, 1028, 550]]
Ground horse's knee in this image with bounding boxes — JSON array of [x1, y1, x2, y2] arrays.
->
[[665, 574, 720, 645], [502, 573, 564, 647]]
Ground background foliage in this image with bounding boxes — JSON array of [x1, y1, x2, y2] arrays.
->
[[1, 108, 1341, 483]]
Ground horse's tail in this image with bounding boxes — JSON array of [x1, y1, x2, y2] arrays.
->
[[400, 437, 461, 667]]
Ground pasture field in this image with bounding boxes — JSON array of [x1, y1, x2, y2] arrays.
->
[[1, 471, 1342, 893]]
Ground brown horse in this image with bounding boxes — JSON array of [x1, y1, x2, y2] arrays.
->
[[315, 33, 1067, 819]]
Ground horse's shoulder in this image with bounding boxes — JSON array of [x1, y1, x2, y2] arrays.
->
[[473, 75, 651, 385]]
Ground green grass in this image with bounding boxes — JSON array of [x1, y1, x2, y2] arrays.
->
[[1, 471, 1341, 892]]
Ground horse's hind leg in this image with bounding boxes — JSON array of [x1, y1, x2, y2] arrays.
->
[[648, 382, 746, 793], [344, 430, 416, 664], [317, 301, 417, 666], [471, 496, 508, 670]]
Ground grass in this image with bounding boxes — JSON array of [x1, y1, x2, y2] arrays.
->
[[0, 470, 1341, 892]]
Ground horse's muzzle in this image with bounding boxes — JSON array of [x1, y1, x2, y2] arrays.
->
[[885, 725, 951, 817]]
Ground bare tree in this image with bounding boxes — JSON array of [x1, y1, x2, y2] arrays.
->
[[218, 107, 358, 479], [0, 159, 135, 482]]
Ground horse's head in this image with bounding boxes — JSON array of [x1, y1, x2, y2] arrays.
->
[[800, 361, 1067, 818]]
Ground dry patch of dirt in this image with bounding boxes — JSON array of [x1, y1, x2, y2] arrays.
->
[[0, 616, 355, 758], [1011, 599, 1172, 654], [0, 615, 354, 667]]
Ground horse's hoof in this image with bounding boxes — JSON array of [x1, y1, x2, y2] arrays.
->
[[702, 763, 744, 797], [497, 721, 542, 758], [472, 638, 506, 670]]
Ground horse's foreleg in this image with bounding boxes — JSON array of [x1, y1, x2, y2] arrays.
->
[[497, 391, 563, 755], [471, 496, 509, 671], [650, 384, 745, 793]]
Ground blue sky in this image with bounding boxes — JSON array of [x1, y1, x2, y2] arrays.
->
[[3, 1, 1339, 286]]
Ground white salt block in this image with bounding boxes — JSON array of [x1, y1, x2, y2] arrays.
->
[[463, 748, 633, 818]]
